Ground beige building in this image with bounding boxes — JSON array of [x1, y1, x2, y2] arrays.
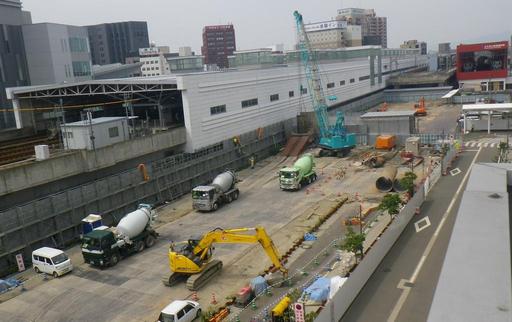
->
[[304, 20, 362, 49], [337, 8, 387, 48]]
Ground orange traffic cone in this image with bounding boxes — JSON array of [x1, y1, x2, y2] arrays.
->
[[211, 292, 218, 305], [192, 292, 199, 301]]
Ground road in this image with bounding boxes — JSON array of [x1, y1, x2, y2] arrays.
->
[[341, 145, 496, 322]]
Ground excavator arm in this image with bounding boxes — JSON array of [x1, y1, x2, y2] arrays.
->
[[192, 227, 288, 276]]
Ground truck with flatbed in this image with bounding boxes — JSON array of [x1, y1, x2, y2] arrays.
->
[[81, 204, 158, 267]]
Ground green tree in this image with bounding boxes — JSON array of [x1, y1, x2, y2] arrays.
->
[[378, 193, 402, 219], [341, 227, 365, 258], [400, 171, 418, 196]]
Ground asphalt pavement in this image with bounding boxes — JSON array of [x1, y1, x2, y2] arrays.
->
[[341, 146, 496, 322]]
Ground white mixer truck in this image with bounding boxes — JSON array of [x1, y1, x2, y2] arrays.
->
[[191, 170, 239, 211], [81, 204, 158, 267]]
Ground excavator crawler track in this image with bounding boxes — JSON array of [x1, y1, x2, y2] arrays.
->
[[186, 260, 223, 291], [162, 272, 186, 287]]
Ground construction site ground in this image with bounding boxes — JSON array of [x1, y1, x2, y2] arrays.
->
[[0, 147, 430, 322], [371, 101, 462, 134]]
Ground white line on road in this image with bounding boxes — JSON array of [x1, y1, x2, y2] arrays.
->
[[387, 147, 482, 322], [414, 217, 431, 233]]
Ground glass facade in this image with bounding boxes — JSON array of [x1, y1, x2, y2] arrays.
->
[[69, 37, 88, 53], [72, 61, 91, 77]]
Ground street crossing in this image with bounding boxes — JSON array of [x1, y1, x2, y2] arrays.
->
[[464, 138, 510, 148]]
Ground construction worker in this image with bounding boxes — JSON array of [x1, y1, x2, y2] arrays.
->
[[249, 154, 256, 169]]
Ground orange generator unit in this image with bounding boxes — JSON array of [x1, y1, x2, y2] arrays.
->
[[375, 135, 396, 150]]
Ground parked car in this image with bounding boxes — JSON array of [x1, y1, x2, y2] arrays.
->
[[32, 247, 73, 278], [158, 300, 201, 322]]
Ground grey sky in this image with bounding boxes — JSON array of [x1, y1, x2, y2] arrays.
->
[[22, 0, 511, 53]]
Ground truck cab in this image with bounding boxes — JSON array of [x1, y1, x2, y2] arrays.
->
[[81, 229, 118, 267], [192, 186, 216, 211], [279, 167, 301, 190]]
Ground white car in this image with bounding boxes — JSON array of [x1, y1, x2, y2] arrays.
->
[[32, 247, 73, 277], [158, 300, 201, 322]]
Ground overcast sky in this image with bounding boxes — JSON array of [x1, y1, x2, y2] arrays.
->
[[22, 0, 511, 53]]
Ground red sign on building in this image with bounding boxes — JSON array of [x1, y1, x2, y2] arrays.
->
[[456, 41, 509, 81]]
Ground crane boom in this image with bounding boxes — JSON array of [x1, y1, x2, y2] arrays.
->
[[293, 10, 356, 156], [294, 10, 330, 138]]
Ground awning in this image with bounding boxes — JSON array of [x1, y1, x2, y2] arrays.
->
[[442, 88, 460, 98]]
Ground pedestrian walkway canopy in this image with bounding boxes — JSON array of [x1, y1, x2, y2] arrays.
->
[[461, 103, 512, 134]]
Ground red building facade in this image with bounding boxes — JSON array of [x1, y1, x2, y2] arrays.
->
[[201, 25, 236, 68], [456, 41, 508, 81]]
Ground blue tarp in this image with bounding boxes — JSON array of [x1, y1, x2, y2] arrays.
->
[[303, 277, 330, 302], [0, 278, 20, 293], [304, 233, 317, 241], [250, 276, 268, 296]]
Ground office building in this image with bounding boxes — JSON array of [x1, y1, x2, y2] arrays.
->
[[201, 24, 236, 68], [337, 8, 387, 48], [400, 40, 427, 55], [437, 42, 456, 71], [0, 0, 31, 129], [22, 23, 92, 85], [87, 21, 149, 65], [304, 20, 362, 49], [139, 45, 171, 77]]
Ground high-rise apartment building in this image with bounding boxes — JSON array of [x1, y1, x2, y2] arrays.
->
[[87, 21, 149, 65], [22, 23, 92, 85], [0, 0, 31, 129], [337, 8, 387, 48], [201, 24, 236, 68]]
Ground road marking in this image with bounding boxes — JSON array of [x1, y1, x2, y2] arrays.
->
[[387, 147, 482, 322], [477, 142, 482, 147], [483, 142, 489, 147], [450, 168, 461, 176], [414, 216, 431, 233]]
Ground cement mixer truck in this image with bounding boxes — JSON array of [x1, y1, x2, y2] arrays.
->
[[81, 204, 158, 267], [192, 170, 239, 212], [279, 153, 317, 190]]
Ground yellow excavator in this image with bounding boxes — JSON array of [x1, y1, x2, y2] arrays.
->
[[162, 226, 288, 291]]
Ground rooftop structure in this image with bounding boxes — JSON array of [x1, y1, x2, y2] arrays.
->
[[428, 163, 512, 322], [92, 62, 143, 80]]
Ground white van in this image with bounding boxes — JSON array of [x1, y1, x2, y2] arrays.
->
[[158, 300, 201, 322], [32, 247, 73, 278]]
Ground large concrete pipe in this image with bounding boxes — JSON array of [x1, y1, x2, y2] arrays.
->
[[393, 171, 408, 193], [375, 166, 398, 193]]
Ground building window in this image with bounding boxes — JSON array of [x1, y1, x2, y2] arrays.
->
[[359, 75, 370, 81], [301, 87, 308, 95], [270, 94, 279, 102], [340, 80, 346, 86], [108, 127, 119, 138], [72, 61, 91, 77], [350, 78, 355, 83], [289, 91, 294, 98], [210, 104, 227, 115], [327, 82, 335, 89], [241, 98, 258, 108]]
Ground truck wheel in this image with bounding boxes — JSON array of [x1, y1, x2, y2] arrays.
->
[[145, 235, 156, 248], [52, 271, 59, 278], [233, 191, 239, 200], [196, 309, 202, 320], [298, 183, 302, 190], [212, 202, 219, 211], [110, 253, 120, 267], [34, 267, 40, 274], [227, 195, 233, 203], [136, 240, 145, 253], [313, 174, 317, 181]]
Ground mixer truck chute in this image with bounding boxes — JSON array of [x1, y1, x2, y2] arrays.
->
[[279, 153, 317, 191], [81, 204, 158, 267], [192, 170, 239, 212]]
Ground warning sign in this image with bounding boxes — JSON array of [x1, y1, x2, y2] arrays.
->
[[294, 302, 305, 322], [15, 253, 25, 272]]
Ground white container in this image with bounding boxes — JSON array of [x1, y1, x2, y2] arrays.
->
[[34, 145, 50, 161], [116, 207, 151, 239]]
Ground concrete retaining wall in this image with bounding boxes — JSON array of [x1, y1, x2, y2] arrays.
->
[[384, 87, 453, 103], [0, 127, 186, 196]]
